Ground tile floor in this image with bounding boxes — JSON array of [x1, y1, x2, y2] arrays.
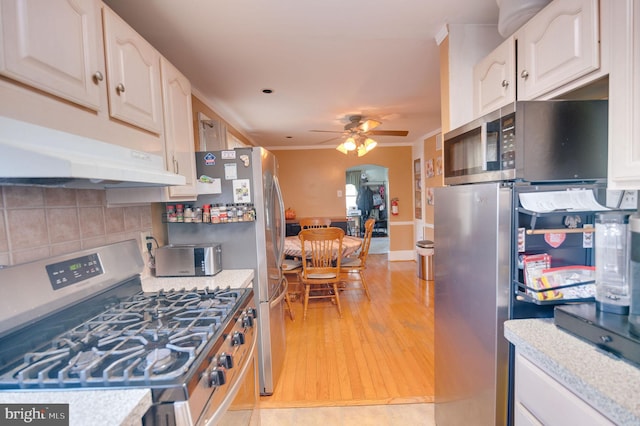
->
[[368, 236, 389, 254], [259, 403, 435, 425]]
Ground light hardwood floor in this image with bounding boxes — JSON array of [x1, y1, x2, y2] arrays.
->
[[260, 254, 434, 408]]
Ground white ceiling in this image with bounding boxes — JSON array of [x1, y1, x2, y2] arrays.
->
[[103, 0, 500, 149]]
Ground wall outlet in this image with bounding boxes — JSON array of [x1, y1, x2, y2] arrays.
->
[[140, 231, 152, 251], [621, 190, 638, 209], [606, 190, 638, 209]]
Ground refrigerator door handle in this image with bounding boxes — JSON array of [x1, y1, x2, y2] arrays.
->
[[270, 277, 288, 309], [273, 175, 286, 269]]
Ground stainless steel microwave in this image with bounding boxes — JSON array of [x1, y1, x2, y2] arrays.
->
[[442, 100, 608, 185]]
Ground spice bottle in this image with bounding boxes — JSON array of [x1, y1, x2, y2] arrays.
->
[[195, 206, 202, 223], [202, 205, 211, 223], [184, 205, 193, 223], [166, 205, 176, 222], [212, 204, 220, 223], [221, 204, 226, 222], [176, 204, 184, 223], [229, 204, 238, 222]]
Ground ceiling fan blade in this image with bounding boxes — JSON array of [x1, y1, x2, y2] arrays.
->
[[358, 119, 381, 132], [368, 130, 409, 137], [317, 136, 342, 145]]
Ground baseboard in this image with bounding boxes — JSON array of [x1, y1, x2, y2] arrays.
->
[[388, 250, 415, 261]]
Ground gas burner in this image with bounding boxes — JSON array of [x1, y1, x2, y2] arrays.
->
[[69, 350, 101, 372], [144, 348, 176, 374]]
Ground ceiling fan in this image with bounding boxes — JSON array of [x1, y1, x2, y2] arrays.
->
[[310, 115, 409, 156]]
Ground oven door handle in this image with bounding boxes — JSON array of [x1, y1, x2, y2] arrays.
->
[[270, 276, 288, 309]]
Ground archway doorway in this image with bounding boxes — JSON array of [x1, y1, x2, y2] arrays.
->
[[345, 165, 389, 254]]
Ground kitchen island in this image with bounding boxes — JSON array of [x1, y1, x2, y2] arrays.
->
[[505, 318, 640, 425], [0, 269, 254, 426]]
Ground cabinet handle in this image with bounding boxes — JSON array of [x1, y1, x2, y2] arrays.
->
[[116, 83, 126, 94], [92, 71, 104, 83], [520, 70, 529, 79], [501, 79, 509, 88], [173, 156, 179, 174]]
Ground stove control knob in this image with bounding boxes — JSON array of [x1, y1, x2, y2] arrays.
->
[[246, 308, 258, 319], [231, 331, 246, 346], [209, 367, 226, 387], [242, 314, 254, 328], [218, 353, 234, 369]]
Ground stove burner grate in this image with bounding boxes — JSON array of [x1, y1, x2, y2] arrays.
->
[[0, 286, 248, 389]]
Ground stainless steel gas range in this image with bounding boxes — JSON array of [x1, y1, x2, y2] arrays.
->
[[0, 240, 259, 426]]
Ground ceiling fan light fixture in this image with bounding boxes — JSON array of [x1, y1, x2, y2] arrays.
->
[[343, 137, 357, 151], [357, 144, 368, 157], [336, 143, 349, 154], [364, 138, 377, 152]]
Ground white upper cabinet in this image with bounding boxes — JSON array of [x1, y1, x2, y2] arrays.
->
[[608, 0, 640, 189], [473, 37, 516, 117], [516, 0, 600, 100], [102, 6, 163, 135], [161, 57, 197, 200], [0, 0, 104, 110]]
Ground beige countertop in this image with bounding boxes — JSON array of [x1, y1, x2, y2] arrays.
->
[[142, 268, 254, 292], [0, 269, 255, 425], [0, 389, 151, 426], [505, 318, 640, 425]]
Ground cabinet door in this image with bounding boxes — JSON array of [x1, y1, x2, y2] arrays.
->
[[473, 37, 515, 117], [608, 0, 640, 189], [102, 6, 163, 135], [517, 0, 599, 100], [161, 57, 197, 199], [514, 352, 615, 425], [0, 0, 103, 110]]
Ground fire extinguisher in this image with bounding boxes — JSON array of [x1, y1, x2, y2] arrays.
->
[[391, 198, 399, 216]]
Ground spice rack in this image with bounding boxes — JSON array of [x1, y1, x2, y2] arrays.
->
[[164, 203, 256, 224]]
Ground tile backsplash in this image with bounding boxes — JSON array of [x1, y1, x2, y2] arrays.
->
[[0, 186, 152, 267]]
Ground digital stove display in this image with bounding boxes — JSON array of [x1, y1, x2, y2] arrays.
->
[[46, 253, 103, 290]]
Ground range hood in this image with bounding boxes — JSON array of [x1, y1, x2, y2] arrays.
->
[[0, 116, 186, 189]]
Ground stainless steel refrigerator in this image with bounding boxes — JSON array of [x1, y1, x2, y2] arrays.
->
[[167, 147, 287, 395], [434, 182, 512, 426]]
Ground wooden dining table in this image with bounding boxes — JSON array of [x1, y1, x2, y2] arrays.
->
[[283, 235, 362, 259]]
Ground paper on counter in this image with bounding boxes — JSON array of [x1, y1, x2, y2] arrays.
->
[[519, 189, 610, 213]]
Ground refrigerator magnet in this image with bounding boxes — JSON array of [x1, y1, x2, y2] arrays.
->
[[224, 163, 237, 180], [233, 179, 251, 203]]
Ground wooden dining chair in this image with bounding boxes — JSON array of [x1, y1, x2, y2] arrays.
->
[[298, 227, 344, 319], [339, 218, 375, 300], [299, 217, 332, 229], [281, 257, 302, 320]]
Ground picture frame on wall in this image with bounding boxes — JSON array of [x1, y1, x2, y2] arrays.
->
[[426, 187, 435, 205], [414, 159, 422, 219], [426, 158, 435, 178]]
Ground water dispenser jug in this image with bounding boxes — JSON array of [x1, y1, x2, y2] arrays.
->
[[595, 212, 630, 314], [629, 214, 640, 335]]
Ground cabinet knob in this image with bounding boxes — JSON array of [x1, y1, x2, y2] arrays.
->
[[520, 70, 529, 79], [92, 71, 104, 83], [501, 79, 509, 88], [116, 83, 126, 94]]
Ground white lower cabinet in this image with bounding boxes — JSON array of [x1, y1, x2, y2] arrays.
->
[[514, 352, 615, 425]]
